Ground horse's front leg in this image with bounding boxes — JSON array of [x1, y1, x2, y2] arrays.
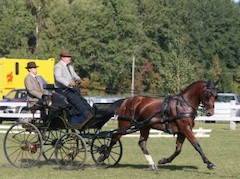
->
[[158, 133, 185, 165], [190, 137, 215, 169], [139, 128, 157, 170], [183, 128, 215, 170]]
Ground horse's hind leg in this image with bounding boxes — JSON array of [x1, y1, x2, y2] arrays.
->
[[158, 133, 185, 165], [97, 136, 118, 163], [139, 128, 157, 170]]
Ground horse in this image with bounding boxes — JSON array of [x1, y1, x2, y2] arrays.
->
[[97, 80, 218, 170]]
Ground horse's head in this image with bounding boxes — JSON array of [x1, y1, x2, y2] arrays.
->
[[200, 80, 218, 116]]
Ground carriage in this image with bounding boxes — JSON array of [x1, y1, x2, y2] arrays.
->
[[3, 93, 124, 170], [3, 80, 218, 170]]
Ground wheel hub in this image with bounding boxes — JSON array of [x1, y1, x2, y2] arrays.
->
[[68, 147, 77, 157], [97, 145, 107, 154]]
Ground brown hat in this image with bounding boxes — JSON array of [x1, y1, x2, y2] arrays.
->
[[25, 61, 38, 69], [60, 50, 71, 57]]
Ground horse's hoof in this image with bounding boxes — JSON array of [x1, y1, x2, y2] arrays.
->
[[158, 158, 168, 164], [207, 163, 216, 170], [149, 164, 157, 170]]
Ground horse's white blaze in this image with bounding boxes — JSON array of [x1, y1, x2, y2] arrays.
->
[[144, 154, 155, 165]]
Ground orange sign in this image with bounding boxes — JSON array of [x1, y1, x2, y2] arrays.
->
[[7, 72, 13, 83]]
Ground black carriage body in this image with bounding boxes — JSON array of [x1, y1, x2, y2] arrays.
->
[[3, 101, 122, 169], [44, 102, 114, 130]]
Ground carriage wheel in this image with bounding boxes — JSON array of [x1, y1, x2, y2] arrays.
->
[[55, 133, 87, 170], [42, 129, 67, 164], [90, 136, 123, 167], [3, 122, 43, 168]]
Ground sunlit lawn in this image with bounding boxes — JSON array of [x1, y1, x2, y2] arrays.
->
[[0, 121, 239, 179]]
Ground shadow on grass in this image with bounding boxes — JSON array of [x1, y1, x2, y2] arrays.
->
[[112, 163, 198, 170], [112, 163, 214, 175], [158, 164, 198, 170]]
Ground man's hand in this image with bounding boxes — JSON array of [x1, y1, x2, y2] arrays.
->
[[68, 81, 76, 87]]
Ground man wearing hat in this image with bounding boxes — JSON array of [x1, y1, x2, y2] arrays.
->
[[54, 50, 92, 125], [24, 61, 52, 120]]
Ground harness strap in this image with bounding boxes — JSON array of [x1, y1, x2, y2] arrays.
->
[[166, 112, 196, 121], [162, 95, 172, 117], [118, 116, 132, 121], [120, 97, 138, 124], [118, 95, 197, 133], [130, 97, 136, 122]]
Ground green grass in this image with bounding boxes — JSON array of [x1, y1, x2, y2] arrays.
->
[[0, 121, 239, 179]]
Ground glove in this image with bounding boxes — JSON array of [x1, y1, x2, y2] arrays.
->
[[42, 94, 48, 100], [41, 94, 51, 106]]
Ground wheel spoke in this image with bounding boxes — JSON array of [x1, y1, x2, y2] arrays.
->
[[91, 136, 122, 167], [3, 122, 43, 168], [55, 133, 87, 170]]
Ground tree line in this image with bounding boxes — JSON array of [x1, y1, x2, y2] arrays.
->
[[0, 0, 240, 96]]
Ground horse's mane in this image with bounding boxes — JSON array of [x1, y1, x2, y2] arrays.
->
[[177, 80, 206, 96]]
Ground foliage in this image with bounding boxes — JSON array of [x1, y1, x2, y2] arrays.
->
[[0, 0, 240, 95], [160, 49, 198, 94]]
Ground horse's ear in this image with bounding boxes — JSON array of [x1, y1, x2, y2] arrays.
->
[[206, 80, 215, 89], [206, 80, 212, 86]]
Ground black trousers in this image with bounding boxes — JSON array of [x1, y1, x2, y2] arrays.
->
[[56, 88, 92, 117]]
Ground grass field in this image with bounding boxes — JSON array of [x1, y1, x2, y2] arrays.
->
[[0, 121, 239, 179]]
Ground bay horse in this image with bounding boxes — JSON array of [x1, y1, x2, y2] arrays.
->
[[98, 80, 217, 170]]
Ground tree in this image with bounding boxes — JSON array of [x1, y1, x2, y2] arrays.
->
[[208, 54, 222, 82], [160, 48, 198, 94], [1, 0, 240, 95], [0, 0, 35, 57], [25, 0, 54, 57]]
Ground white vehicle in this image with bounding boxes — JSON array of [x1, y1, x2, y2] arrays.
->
[[214, 93, 240, 117], [0, 89, 31, 123], [0, 89, 28, 114]]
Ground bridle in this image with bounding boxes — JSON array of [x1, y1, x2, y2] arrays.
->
[[201, 85, 217, 111], [176, 81, 217, 115]]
